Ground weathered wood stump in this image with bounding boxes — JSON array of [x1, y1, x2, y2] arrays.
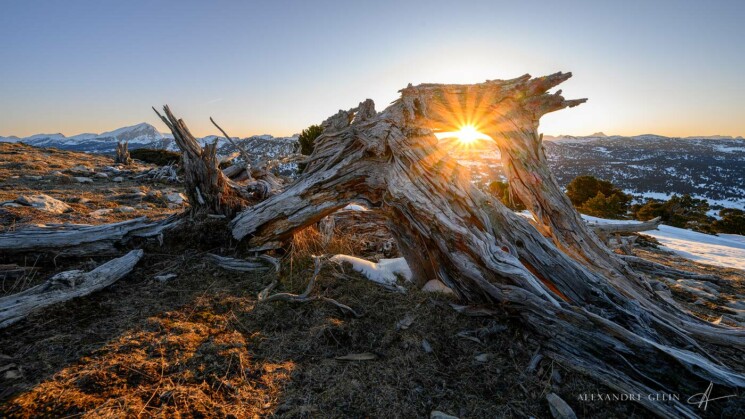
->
[[228, 73, 744, 417], [115, 141, 133, 165]]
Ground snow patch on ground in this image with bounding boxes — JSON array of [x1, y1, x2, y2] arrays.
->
[[330, 255, 412, 285], [517, 211, 745, 270], [343, 204, 368, 212], [623, 191, 745, 211], [713, 145, 745, 153], [582, 215, 745, 270]]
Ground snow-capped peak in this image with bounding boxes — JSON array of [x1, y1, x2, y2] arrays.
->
[[23, 133, 66, 141]]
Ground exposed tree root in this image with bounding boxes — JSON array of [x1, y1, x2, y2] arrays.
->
[[620, 254, 723, 282]]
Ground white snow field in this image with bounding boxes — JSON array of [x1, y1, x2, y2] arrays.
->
[[582, 215, 745, 271]]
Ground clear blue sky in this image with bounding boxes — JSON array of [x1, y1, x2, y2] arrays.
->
[[1, 0, 743, 138]]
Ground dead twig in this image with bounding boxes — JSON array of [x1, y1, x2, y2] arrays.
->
[[210, 117, 253, 172], [258, 256, 360, 317]]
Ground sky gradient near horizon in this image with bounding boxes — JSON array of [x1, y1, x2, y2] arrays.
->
[[1, 0, 744, 138]]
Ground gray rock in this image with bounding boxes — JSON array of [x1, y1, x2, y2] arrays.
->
[[69, 165, 93, 174], [430, 411, 459, 419], [90, 209, 113, 217], [112, 176, 124, 183], [95, 172, 109, 179], [546, 393, 577, 419], [116, 206, 136, 213], [421, 279, 455, 295], [551, 369, 563, 385], [16, 194, 72, 214], [166, 192, 186, 205], [154, 273, 177, 283], [74, 177, 94, 184]]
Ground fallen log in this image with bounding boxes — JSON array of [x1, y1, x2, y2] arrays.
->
[[222, 163, 245, 179], [591, 216, 662, 234], [0, 216, 179, 256], [0, 249, 143, 329], [205, 253, 277, 272]]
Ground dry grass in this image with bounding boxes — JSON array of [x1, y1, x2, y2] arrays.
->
[[5, 298, 293, 418], [0, 143, 183, 229], [0, 222, 629, 418]]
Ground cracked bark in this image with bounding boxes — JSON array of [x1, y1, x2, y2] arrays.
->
[[229, 73, 745, 418]]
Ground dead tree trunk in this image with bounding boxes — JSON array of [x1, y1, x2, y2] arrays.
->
[[153, 106, 249, 217], [115, 141, 132, 165], [229, 75, 745, 417]]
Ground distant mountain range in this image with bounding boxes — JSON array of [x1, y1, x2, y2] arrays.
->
[[0, 123, 299, 163], [544, 133, 745, 209], [3, 125, 744, 210], [455, 133, 745, 210]]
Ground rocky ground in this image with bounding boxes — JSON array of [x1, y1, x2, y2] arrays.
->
[[0, 143, 742, 418], [0, 143, 184, 229]]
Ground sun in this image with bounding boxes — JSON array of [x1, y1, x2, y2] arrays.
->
[[455, 124, 489, 144], [435, 124, 491, 145]]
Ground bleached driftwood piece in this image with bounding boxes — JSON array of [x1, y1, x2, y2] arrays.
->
[[0, 216, 180, 255], [591, 216, 662, 234], [222, 163, 245, 179], [135, 163, 181, 183], [0, 249, 143, 329], [205, 253, 276, 272]]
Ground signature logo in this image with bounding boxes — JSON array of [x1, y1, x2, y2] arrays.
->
[[687, 382, 738, 411]]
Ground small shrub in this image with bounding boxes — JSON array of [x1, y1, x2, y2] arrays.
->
[[578, 192, 628, 219], [566, 175, 631, 218], [632, 194, 712, 232], [712, 208, 745, 235], [298, 125, 324, 156], [130, 148, 181, 166], [297, 125, 323, 172]]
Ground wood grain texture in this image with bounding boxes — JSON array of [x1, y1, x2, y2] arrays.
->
[[229, 74, 745, 418]]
